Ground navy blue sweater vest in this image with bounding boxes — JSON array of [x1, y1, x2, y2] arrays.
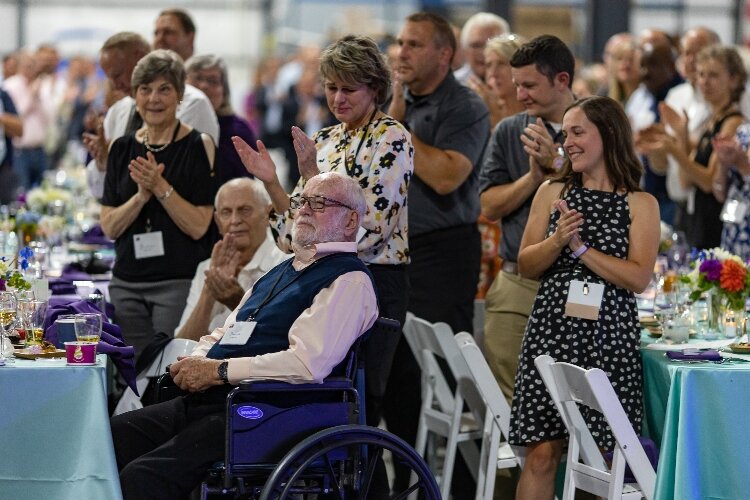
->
[[206, 252, 373, 360]]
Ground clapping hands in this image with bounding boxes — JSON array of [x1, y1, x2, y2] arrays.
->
[[128, 151, 165, 201], [554, 199, 584, 250], [203, 235, 245, 310]]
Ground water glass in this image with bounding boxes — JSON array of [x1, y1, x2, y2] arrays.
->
[[19, 300, 47, 346], [0, 292, 17, 362], [74, 313, 102, 343]]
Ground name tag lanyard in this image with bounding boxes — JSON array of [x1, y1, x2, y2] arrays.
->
[[243, 253, 340, 321], [565, 185, 619, 308], [343, 107, 378, 176]]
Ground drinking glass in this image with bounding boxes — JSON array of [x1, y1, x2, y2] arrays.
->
[[18, 300, 47, 346], [74, 313, 102, 343], [0, 291, 17, 363]]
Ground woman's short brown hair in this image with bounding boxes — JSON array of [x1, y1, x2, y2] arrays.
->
[[131, 49, 186, 99], [319, 35, 390, 105]]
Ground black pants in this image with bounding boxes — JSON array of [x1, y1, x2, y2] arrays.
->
[[112, 390, 228, 500], [364, 264, 409, 427], [382, 223, 481, 492]]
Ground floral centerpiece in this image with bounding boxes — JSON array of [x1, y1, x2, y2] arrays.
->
[[681, 248, 750, 309], [25, 186, 73, 215], [680, 248, 750, 335], [0, 247, 34, 291]]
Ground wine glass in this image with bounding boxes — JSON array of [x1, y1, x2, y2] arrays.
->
[[0, 291, 17, 363], [74, 313, 102, 343]]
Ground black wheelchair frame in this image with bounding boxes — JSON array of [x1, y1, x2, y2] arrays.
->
[[158, 318, 440, 499]]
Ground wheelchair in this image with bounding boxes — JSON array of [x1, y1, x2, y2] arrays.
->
[[158, 318, 440, 499]]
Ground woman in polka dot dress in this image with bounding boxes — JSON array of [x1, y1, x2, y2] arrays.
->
[[510, 96, 661, 500]]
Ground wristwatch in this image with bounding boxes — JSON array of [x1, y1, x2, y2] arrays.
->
[[217, 361, 229, 384]]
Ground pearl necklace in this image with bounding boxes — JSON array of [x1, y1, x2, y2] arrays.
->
[[143, 120, 180, 153]]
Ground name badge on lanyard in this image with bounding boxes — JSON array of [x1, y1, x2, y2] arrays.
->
[[220, 321, 258, 345], [564, 279, 605, 321], [133, 231, 165, 259]]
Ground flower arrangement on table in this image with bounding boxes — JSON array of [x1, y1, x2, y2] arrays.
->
[[25, 186, 73, 215], [680, 248, 750, 337], [0, 247, 34, 291], [680, 248, 750, 310]]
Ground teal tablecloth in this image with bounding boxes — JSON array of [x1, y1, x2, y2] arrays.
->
[[641, 336, 750, 500], [0, 355, 122, 499]]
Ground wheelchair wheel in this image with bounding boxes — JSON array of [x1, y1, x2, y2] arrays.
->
[[259, 424, 439, 500]]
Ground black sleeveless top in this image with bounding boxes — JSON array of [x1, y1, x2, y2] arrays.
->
[[687, 111, 742, 250], [102, 129, 218, 281]]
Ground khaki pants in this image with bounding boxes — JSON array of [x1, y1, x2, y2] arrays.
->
[[483, 270, 539, 405]]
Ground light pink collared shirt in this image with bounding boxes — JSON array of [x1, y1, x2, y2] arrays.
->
[[191, 241, 378, 384]]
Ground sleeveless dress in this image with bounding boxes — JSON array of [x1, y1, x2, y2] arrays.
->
[[508, 183, 642, 450], [686, 111, 743, 250]]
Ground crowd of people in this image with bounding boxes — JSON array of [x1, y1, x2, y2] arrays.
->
[[3, 5, 750, 499]]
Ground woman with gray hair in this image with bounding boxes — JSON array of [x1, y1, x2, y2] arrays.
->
[[233, 35, 413, 432], [100, 49, 217, 359], [186, 54, 256, 184]]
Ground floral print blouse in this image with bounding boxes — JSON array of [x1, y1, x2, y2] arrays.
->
[[270, 114, 413, 265]]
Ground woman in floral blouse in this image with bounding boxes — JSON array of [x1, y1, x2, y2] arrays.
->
[[232, 35, 413, 431]]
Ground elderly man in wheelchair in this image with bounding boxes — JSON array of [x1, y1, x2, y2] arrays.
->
[[111, 172, 437, 499]]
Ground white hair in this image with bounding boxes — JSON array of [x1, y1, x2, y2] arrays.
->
[[460, 12, 510, 49], [214, 177, 270, 208]]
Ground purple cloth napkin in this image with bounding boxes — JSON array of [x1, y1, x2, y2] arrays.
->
[[78, 224, 114, 248], [665, 349, 722, 361], [48, 278, 77, 295], [43, 298, 138, 395], [60, 265, 94, 281], [603, 436, 659, 484]]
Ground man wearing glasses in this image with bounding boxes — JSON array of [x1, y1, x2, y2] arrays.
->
[[173, 178, 286, 340], [112, 172, 378, 499]]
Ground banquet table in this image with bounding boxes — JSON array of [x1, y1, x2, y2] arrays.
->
[[641, 334, 750, 500], [0, 355, 122, 499]]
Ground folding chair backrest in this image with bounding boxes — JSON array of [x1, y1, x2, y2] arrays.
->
[[454, 332, 518, 451], [534, 355, 656, 500], [403, 312, 455, 411]]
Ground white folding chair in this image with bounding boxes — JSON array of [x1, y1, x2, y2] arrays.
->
[[113, 338, 198, 415], [403, 312, 481, 499], [454, 332, 525, 500], [534, 355, 656, 500]]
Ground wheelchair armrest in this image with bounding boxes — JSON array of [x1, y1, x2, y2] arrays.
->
[[237, 377, 354, 392]]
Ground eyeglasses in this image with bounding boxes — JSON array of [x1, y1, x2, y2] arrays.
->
[[290, 195, 353, 212]]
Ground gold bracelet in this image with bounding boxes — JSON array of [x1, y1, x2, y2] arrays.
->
[[159, 185, 174, 200]]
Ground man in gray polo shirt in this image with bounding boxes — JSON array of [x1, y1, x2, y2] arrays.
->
[[384, 10, 490, 491], [479, 35, 575, 404]]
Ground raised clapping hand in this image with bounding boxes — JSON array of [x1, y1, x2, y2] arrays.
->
[[521, 118, 555, 173], [291, 126, 320, 181], [554, 199, 584, 251], [712, 134, 746, 167], [170, 356, 224, 392], [232, 136, 280, 185], [128, 151, 165, 201], [82, 120, 107, 172], [203, 236, 245, 309], [387, 72, 406, 122]]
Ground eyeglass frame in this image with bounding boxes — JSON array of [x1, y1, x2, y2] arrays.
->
[[289, 195, 354, 212]]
